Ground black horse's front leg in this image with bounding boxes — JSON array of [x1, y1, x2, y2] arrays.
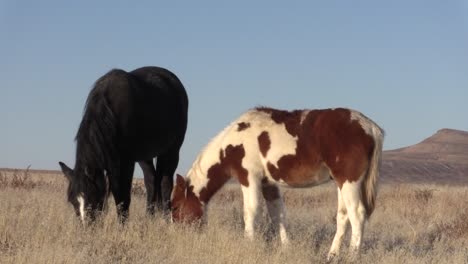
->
[[155, 151, 179, 213], [110, 160, 135, 223]]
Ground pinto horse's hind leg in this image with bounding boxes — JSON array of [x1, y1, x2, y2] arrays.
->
[[340, 179, 366, 258], [261, 181, 289, 244], [155, 151, 180, 213], [327, 187, 349, 260], [139, 160, 159, 215], [110, 160, 135, 223]]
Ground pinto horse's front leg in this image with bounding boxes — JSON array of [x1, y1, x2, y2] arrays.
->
[[262, 181, 289, 245], [241, 182, 261, 240]]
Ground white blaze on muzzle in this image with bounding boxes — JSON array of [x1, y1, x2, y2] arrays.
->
[[77, 194, 85, 224]]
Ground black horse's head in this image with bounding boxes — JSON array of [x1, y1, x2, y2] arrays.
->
[[59, 161, 107, 224]]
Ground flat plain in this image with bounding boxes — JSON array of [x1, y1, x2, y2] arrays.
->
[[0, 169, 467, 264]]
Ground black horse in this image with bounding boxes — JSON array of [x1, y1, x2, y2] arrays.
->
[[59, 66, 188, 223]]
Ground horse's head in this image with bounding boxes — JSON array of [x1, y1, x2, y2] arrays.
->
[[171, 174, 204, 223], [59, 161, 107, 224]]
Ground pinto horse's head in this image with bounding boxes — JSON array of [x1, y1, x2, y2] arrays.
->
[[171, 174, 204, 223], [59, 161, 107, 224]]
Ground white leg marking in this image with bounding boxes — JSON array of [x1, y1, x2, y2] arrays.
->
[[77, 194, 85, 224], [341, 180, 366, 256], [328, 187, 349, 260], [241, 182, 261, 241]]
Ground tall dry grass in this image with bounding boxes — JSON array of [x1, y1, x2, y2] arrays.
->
[[0, 170, 467, 263]]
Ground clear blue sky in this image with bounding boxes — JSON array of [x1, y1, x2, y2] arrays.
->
[[1, 1, 467, 175]]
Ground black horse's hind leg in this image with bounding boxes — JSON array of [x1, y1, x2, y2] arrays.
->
[[138, 159, 160, 215], [110, 160, 135, 223], [155, 151, 180, 213]]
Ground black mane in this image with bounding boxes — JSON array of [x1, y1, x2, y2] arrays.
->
[[75, 69, 124, 172]]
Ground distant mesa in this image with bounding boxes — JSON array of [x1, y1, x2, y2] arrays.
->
[[382, 128, 468, 185]]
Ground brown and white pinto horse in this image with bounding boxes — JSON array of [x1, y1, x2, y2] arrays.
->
[[171, 107, 384, 260]]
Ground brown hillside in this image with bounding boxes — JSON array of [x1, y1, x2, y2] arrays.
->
[[382, 129, 468, 184]]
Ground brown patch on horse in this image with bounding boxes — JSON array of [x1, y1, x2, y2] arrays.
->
[[184, 186, 204, 218], [237, 122, 251, 131], [258, 131, 271, 157], [263, 108, 374, 189], [266, 162, 281, 181], [256, 107, 302, 136], [171, 175, 203, 223], [261, 178, 280, 201], [199, 144, 249, 203], [172, 174, 186, 205], [315, 109, 374, 188]]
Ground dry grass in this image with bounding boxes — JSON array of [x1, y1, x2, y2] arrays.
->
[[0, 170, 467, 264]]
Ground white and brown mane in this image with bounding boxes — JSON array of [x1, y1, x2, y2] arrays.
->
[[172, 107, 384, 260]]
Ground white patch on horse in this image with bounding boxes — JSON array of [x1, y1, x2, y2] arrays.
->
[[260, 122, 298, 181], [300, 110, 310, 124], [350, 110, 374, 136], [77, 194, 85, 223]]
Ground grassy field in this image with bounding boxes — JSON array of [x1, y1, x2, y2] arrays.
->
[[0, 169, 467, 264]]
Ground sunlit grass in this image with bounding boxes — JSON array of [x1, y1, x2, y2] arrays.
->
[[0, 170, 467, 263]]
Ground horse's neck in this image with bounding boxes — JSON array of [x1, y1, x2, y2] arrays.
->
[[186, 127, 232, 203], [187, 169, 231, 204]]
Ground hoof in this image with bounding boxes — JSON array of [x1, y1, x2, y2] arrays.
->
[[326, 252, 337, 262]]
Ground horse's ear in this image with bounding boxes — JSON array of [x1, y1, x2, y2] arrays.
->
[[59, 161, 73, 181], [172, 174, 187, 202], [175, 174, 186, 188]]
